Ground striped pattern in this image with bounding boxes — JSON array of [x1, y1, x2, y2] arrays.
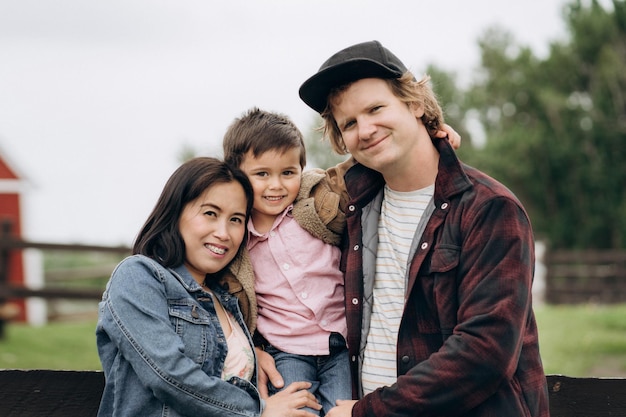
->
[[361, 185, 433, 394]]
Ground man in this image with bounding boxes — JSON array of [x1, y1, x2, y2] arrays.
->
[[298, 40, 549, 417]]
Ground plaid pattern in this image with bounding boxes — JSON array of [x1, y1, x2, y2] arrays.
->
[[342, 138, 549, 417]]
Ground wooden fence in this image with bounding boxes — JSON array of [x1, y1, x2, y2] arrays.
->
[[0, 224, 130, 337], [0, 370, 624, 417], [544, 249, 626, 304]]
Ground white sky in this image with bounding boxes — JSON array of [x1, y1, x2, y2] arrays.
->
[[0, 0, 569, 246]]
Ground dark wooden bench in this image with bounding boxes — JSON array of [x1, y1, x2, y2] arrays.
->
[[0, 370, 104, 416], [0, 370, 625, 416]]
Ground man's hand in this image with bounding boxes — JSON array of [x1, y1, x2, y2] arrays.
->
[[326, 399, 357, 417], [255, 347, 284, 398]]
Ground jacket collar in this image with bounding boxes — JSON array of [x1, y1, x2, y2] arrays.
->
[[344, 137, 472, 204]]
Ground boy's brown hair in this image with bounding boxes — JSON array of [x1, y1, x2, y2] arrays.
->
[[223, 107, 307, 168]]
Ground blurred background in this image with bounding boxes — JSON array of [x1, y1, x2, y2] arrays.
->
[[1, 0, 625, 377]]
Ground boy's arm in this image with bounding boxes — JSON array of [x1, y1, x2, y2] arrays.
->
[[293, 122, 457, 244], [221, 248, 257, 333], [292, 158, 354, 246]]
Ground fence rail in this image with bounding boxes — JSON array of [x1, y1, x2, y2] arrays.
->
[[0, 225, 130, 336], [544, 249, 626, 304], [3, 233, 626, 309], [0, 236, 129, 301]]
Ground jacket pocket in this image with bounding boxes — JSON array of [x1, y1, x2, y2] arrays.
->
[[169, 300, 215, 364], [416, 245, 460, 336]]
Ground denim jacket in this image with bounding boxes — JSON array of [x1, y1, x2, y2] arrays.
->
[[96, 255, 263, 417]]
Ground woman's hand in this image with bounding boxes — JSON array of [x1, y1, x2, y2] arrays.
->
[[261, 381, 321, 417], [435, 123, 462, 149], [255, 347, 284, 399]]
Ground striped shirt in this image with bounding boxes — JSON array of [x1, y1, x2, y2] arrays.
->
[[361, 184, 434, 394]]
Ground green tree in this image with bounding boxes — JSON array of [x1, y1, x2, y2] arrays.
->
[[302, 114, 347, 169], [453, 0, 626, 250]]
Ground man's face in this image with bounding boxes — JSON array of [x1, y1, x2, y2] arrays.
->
[[331, 78, 425, 178]]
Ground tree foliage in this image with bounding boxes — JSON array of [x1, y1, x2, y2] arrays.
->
[[298, 0, 625, 249], [448, 0, 626, 249], [302, 114, 348, 169]]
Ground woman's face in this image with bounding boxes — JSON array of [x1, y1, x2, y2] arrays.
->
[[179, 181, 248, 284]]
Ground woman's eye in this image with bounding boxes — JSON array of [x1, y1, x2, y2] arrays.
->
[[204, 210, 217, 217], [231, 217, 244, 224]]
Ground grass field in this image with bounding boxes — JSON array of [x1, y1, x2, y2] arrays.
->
[[535, 303, 626, 376], [1, 304, 626, 376], [0, 319, 101, 370]]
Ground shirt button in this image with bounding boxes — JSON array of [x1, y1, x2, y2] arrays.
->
[[441, 203, 448, 210], [353, 245, 359, 251], [352, 298, 359, 305], [321, 320, 328, 326], [301, 292, 308, 299], [348, 205, 356, 212], [282, 263, 290, 270], [421, 242, 428, 250], [270, 231, 276, 236]]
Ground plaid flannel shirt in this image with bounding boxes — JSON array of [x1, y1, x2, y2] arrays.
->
[[341, 137, 549, 417]]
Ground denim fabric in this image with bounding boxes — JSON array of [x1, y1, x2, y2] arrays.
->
[[96, 255, 263, 417], [266, 333, 352, 415]]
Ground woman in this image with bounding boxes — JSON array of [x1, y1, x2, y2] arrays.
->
[[96, 157, 320, 417]]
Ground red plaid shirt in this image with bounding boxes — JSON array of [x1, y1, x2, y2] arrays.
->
[[341, 138, 549, 417]]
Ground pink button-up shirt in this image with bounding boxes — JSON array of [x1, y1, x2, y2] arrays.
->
[[248, 207, 347, 355]]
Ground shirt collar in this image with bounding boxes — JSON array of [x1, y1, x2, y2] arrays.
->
[[247, 204, 293, 246]]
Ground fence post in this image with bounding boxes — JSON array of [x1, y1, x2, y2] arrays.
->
[[0, 219, 13, 339]]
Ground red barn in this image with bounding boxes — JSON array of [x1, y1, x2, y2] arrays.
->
[[0, 145, 27, 322]]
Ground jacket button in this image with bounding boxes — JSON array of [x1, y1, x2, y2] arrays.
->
[[353, 245, 359, 251], [348, 205, 356, 212], [421, 242, 428, 250], [401, 355, 410, 363], [352, 298, 359, 305], [441, 202, 448, 210]]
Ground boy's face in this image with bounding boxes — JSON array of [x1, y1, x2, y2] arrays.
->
[[239, 147, 302, 229]]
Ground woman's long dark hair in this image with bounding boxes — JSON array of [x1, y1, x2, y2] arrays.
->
[[132, 157, 253, 269]]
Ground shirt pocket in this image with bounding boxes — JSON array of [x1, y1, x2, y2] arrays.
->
[[416, 245, 460, 338], [169, 300, 216, 365]]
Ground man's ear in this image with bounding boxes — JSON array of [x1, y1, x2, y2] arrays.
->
[[409, 102, 424, 118]]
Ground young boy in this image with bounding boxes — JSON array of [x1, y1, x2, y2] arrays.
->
[[223, 107, 351, 415]]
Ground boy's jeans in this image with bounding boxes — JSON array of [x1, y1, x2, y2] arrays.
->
[[266, 333, 352, 416]]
